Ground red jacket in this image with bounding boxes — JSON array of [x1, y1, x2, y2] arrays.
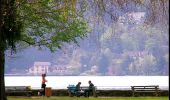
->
[[42, 77, 47, 84]]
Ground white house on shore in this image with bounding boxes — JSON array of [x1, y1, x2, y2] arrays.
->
[[118, 12, 145, 25], [28, 62, 51, 75]]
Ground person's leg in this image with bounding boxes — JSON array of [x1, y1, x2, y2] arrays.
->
[[86, 90, 90, 97], [88, 89, 93, 97], [84, 90, 88, 97], [76, 91, 80, 97], [41, 84, 46, 96], [43, 86, 46, 96]]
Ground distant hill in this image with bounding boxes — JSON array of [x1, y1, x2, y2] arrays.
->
[[5, 11, 169, 76]]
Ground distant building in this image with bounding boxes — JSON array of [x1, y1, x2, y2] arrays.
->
[[28, 62, 51, 75], [118, 12, 146, 25], [124, 51, 149, 59], [49, 65, 67, 75]]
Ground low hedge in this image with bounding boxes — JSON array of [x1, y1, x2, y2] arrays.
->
[[6, 89, 169, 97]]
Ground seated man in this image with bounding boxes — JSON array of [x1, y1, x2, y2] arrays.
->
[[85, 80, 94, 97], [75, 82, 84, 97]]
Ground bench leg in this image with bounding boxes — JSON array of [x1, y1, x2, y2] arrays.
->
[[155, 92, 158, 96], [132, 91, 135, 97], [94, 93, 98, 97], [26, 92, 31, 97], [68, 92, 71, 97]]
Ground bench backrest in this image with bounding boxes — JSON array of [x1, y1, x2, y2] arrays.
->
[[131, 85, 159, 91], [67, 85, 76, 93], [80, 86, 97, 91], [67, 86, 97, 93], [5, 86, 31, 91]]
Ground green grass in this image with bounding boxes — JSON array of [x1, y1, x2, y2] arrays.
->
[[8, 96, 169, 100]]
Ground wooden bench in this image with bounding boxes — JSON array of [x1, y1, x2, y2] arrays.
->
[[81, 86, 98, 97], [131, 85, 160, 96], [5, 86, 32, 97], [67, 85, 98, 97], [67, 85, 77, 97]]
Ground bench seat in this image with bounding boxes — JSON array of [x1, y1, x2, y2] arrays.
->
[[131, 85, 160, 96], [5, 86, 32, 96]]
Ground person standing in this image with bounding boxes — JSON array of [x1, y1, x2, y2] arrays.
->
[[41, 74, 47, 96]]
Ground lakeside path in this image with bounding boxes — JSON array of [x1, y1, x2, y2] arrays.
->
[[8, 96, 169, 100]]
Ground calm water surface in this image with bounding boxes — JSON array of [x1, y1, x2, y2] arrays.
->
[[5, 76, 168, 90]]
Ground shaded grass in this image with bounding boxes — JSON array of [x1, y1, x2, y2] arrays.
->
[[8, 96, 169, 100]]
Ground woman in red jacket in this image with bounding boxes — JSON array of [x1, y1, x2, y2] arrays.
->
[[41, 74, 47, 96]]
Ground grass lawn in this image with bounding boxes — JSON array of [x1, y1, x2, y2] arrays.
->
[[8, 96, 169, 100]]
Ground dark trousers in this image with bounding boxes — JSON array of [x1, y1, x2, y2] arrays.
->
[[84, 89, 93, 97], [41, 84, 46, 96]]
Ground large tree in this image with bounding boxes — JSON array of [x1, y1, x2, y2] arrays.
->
[[0, 0, 88, 100], [1, 0, 169, 99]]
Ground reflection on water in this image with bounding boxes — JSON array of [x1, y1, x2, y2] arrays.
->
[[5, 76, 168, 90]]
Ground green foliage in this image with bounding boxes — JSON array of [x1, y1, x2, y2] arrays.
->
[[2, 0, 169, 76], [0, 0, 23, 51], [15, 0, 88, 51]]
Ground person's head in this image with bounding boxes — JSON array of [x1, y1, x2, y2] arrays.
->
[[42, 74, 46, 77], [78, 82, 81, 85], [88, 80, 91, 84]]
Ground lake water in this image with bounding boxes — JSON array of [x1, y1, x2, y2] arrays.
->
[[5, 76, 168, 90]]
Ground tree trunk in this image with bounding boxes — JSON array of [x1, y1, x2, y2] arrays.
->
[[0, 49, 7, 100], [0, 0, 7, 98]]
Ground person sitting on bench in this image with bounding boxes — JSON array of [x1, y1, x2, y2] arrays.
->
[[85, 80, 94, 97], [75, 82, 82, 96]]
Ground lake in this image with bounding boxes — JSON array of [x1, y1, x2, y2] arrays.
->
[[5, 76, 168, 90]]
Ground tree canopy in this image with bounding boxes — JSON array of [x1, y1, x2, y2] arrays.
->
[[1, 0, 88, 100]]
